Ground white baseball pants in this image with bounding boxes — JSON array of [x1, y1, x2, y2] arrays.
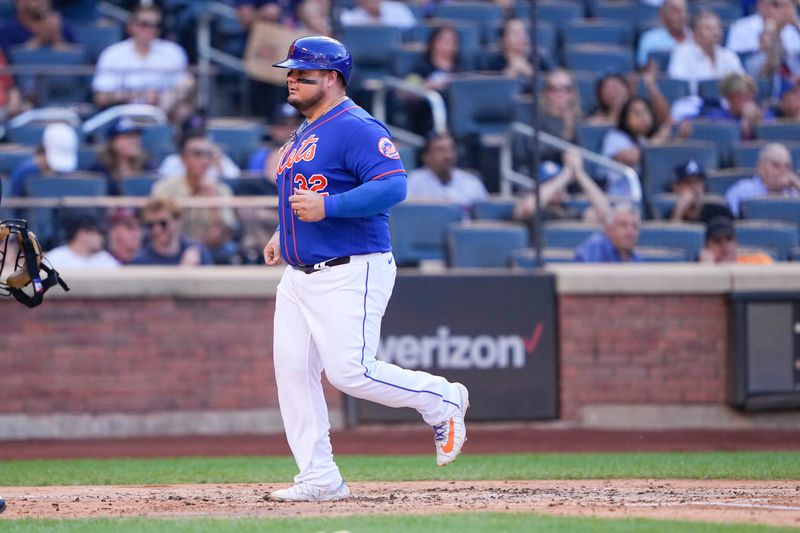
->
[[273, 251, 462, 490]]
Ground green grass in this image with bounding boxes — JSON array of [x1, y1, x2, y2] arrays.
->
[[1, 451, 799, 486], [1, 514, 797, 533]]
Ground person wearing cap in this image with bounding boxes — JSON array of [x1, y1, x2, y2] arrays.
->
[[699, 215, 774, 264], [725, 142, 800, 216], [107, 207, 143, 264], [575, 201, 643, 263], [91, 117, 154, 195], [44, 213, 120, 270], [10, 122, 78, 196], [668, 159, 733, 224], [406, 131, 489, 217], [513, 149, 611, 224], [246, 103, 303, 179]]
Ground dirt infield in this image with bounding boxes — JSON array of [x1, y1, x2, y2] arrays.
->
[[1, 480, 799, 527]]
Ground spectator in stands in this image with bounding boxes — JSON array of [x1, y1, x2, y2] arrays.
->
[[699, 215, 775, 264], [600, 95, 675, 197], [45, 212, 120, 269], [106, 207, 142, 265], [725, 142, 800, 216], [406, 24, 466, 134], [151, 131, 239, 264], [587, 68, 670, 127], [636, 0, 691, 68], [246, 103, 303, 179], [158, 113, 242, 182], [539, 69, 582, 153], [10, 122, 78, 196], [0, 0, 80, 56], [775, 82, 800, 119], [92, 5, 194, 124], [339, 0, 416, 29], [726, 0, 800, 80], [131, 196, 214, 266], [406, 131, 489, 216], [701, 72, 774, 139], [0, 48, 26, 119], [90, 117, 154, 196], [668, 10, 744, 95], [485, 18, 537, 87], [513, 150, 611, 224], [667, 159, 734, 223], [235, 0, 331, 35], [574, 201, 643, 263]]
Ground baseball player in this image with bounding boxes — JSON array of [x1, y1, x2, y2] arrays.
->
[[263, 36, 469, 502]]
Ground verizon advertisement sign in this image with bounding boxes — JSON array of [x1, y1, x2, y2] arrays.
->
[[347, 273, 558, 423]]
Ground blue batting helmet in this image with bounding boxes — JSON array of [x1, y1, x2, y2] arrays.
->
[[273, 36, 353, 85]]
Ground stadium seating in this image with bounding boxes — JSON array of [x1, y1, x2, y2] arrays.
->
[[472, 197, 516, 220], [635, 77, 690, 105], [575, 122, 611, 153], [222, 175, 278, 196], [389, 201, 463, 266], [561, 18, 634, 48], [637, 245, 689, 262], [0, 145, 36, 175], [562, 44, 634, 74], [446, 220, 529, 267], [706, 168, 752, 195], [649, 193, 728, 220], [75, 20, 123, 63], [527, 1, 585, 25], [208, 119, 265, 168], [731, 140, 800, 169], [118, 175, 160, 197], [404, 21, 481, 69], [339, 25, 406, 84], [740, 198, 800, 235], [431, 2, 505, 38], [642, 141, 717, 199], [543, 220, 601, 249], [592, 2, 659, 30], [685, 119, 741, 168], [734, 220, 799, 260], [698, 77, 774, 103], [447, 76, 522, 139], [138, 124, 177, 164], [10, 47, 89, 104], [755, 121, 800, 143], [511, 247, 575, 267], [638, 221, 705, 260]]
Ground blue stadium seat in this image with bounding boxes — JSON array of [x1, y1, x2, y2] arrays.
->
[[511, 247, 575, 267], [562, 44, 634, 75], [637, 245, 689, 262], [561, 18, 634, 48], [706, 168, 753, 195], [638, 221, 705, 260], [543, 220, 601, 249], [0, 175, 11, 219], [118, 175, 160, 197], [698, 77, 774, 103], [755, 121, 800, 143], [139, 124, 176, 164], [447, 76, 522, 139], [636, 77, 690, 105], [0, 145, 36, 175], [74, 20, 123, 63], [403, 22, 481, 69], [642, 141, 717, 199], [592, 2, 659, 30], [392, 45, 425, 78], [446, 221, 529, 267], [792, 246, 800, 261], [222, 175, 278, 196], [208, 120, 265, 168], [731, 140, 800, 169], [685, 119, 742, 168], [576, 122, 611, 152], [734, 220, 799, 260], [645, 49, 671, 71], [339, 25, 405, 84], [389, 201, 463, 266], [472, 197, 516, 220], [431, 2, 504, 39], [10, 47, 89, 104], [740, 198, 800, 234], [6, 123, 82, 147], [526, 1, 585, 24], [77, 145, 100, 170]]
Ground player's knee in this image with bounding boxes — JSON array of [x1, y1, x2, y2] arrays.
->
[[325, 362, 365, 393]]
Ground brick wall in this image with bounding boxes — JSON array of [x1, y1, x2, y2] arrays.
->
[[0, 298, 339, 415], [558, 295, 729, 420], [1, 293, 729, 422]]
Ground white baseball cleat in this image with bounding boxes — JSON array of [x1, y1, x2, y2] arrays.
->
[[269, 481, 351, 502], [433, 382, 470, 467]]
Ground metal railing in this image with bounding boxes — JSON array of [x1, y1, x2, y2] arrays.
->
[[499, 122, 642, 203], [196, 1, 247, 113], [367, 76, 448, 146]]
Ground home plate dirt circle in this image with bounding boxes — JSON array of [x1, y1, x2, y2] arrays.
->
[[1, 480, 799, 527]]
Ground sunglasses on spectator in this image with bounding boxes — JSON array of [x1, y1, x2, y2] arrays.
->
[[135, 19, 160, 28], [144, 218, 171, 230], [546, 84, 573, 92]]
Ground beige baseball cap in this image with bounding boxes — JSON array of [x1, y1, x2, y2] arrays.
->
[[42, 123, 78, 173]]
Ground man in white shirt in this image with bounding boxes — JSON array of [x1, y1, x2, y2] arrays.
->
[[668, 10, 744, 94], [407, 131, 489, 216], [45, 213, 120, 270], [340, 0, 417, 29], [726, 0, 800, 76], [92, 5, 194, 121]]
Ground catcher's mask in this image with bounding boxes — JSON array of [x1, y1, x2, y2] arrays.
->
[[0, 219, 70, 308]]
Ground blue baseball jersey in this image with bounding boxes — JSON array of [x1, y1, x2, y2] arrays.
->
[[276, 98, 407, 265]]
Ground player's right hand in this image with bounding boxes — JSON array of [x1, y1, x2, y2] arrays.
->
[[264, 232, 283, 266]]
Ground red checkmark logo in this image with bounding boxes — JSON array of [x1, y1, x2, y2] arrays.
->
[[524, 323, 544, 353]]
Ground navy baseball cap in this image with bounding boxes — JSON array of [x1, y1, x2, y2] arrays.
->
[[672, 159, 706, 184], [107, 117, 142, 138], [705, 216, 735, 242]]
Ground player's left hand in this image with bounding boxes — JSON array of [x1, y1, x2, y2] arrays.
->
[[289, 188, 326, 222]]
